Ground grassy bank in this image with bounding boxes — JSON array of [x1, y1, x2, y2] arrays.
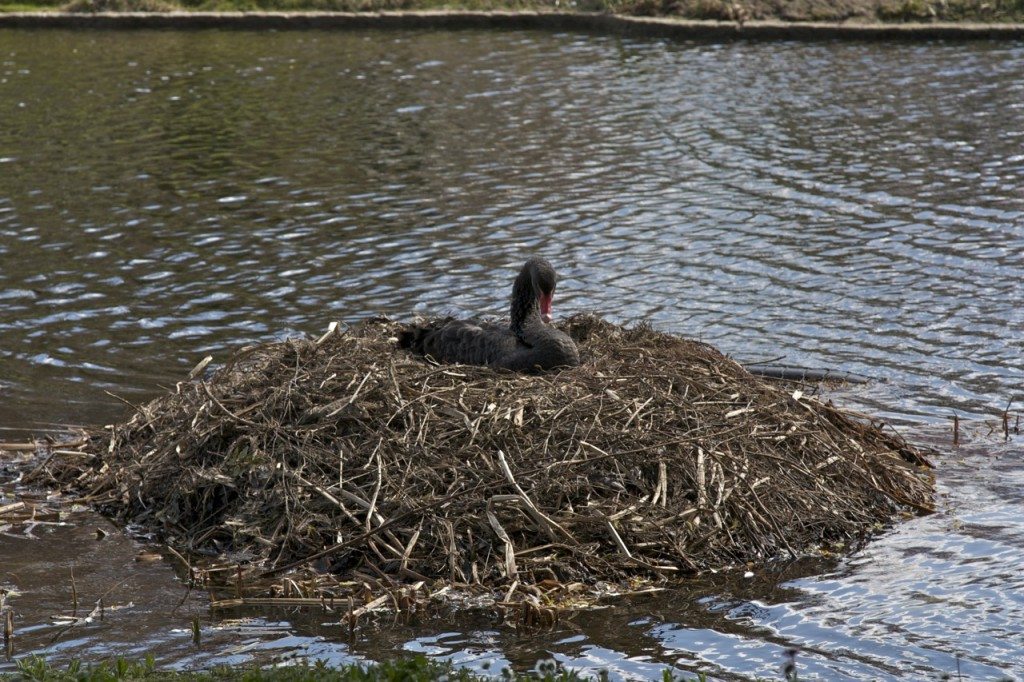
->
[[3, 0, 1024, 23]]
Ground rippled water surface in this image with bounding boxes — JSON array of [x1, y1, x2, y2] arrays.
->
[[1, 28, 1022, 680]]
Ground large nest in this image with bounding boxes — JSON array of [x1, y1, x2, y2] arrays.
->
[[39, 315, 933, 606]]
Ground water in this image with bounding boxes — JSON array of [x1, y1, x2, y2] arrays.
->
[[1, 27, 1022, 680]]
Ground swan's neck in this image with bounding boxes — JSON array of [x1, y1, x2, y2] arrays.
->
[[509, 270, 542, 341]]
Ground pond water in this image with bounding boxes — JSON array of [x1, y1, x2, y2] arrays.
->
[[0, 27, 1022, 681]]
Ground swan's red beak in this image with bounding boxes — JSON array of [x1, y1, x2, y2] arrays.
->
[[539, 293, 553, 323]]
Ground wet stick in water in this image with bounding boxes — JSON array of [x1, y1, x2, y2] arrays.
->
[[3, 608, 12, 645], [2, 609, 11, 662]]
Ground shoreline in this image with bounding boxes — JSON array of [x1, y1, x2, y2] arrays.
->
[[1, 10, 1024, 39]]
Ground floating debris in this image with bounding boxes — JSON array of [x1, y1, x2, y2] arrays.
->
[[27, 315, 934, 613]]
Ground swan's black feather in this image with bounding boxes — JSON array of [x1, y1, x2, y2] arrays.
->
[[400, 258, 579, 372]]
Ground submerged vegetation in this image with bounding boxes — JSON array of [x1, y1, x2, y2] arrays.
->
[[28, 315, 933, 616]]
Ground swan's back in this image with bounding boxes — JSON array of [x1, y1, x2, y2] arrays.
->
[[400, 320, 518, 367], [399, 319, 578, 372]]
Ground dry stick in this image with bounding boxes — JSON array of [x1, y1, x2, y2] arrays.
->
[[259, 482, 484, 579], [486, 508, 519, 580], [622, 397, 655, 430], [495, 450, 575, 544], [864, 486, 936, 514], [544, 434, 699, 473], [608, 503, 639, 522], [341, 370, 374, 412], [166, 545, 198, 616], [1003, 400, 1012, 441], [0, 442, 40, 452], [513, 543, 578, 556], [443, 520, 464, 584], [338, 444, 345, 508], [696, 447, 708, 512], [350, 594, 390, 618], [365, 446, 384, 533], [49, 449, 94, 458], [607, 524, 680, 573], [503, 579, 520, 604], [342, 497, 406, 562], [202, 383, 260, 428], [315, 321, 340, 346], [735, 473, 798, 559], [70, 567, 78, 617], [605, 520, 632, 558], [384, 384, 421, 434], [0, 502, 25, 516], [400, 525, 422, 574], [47, 595, 109, 645], [286, 470, 402, 560], [655, 460, 668, 507], [187, 355, 214, 381], [3, 609, 12, 643]]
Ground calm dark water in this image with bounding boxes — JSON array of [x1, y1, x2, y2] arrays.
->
[[1, 28, 1022, 680]]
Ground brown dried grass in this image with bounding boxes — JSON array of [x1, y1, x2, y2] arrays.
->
[[35, 315, 933, 607]]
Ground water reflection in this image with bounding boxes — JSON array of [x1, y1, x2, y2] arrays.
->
[[1, 28, 1023, 680], [2, 31, 1022, 431]]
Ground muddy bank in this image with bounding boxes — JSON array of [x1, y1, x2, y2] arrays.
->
[[0, 10, 1023, 38]]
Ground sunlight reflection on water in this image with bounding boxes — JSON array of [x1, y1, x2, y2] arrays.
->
[[1, 28, 1022, 681]]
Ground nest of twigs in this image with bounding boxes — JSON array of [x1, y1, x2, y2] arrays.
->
[[39, 315, 933, 606]]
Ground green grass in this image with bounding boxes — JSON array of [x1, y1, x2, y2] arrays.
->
[[3, 656, 716, 682]]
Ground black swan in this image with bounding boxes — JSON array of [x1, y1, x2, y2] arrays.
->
[[399, 257, 580, 372]]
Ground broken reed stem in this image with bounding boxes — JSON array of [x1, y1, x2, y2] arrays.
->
[[606, 520, 632, 558], [496, 449, 574, 544]]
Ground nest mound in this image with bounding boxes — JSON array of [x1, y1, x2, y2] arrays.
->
[[42, 315, 933, 604]]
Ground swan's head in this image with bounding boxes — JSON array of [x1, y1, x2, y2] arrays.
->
[[524, 257, 558, 323]]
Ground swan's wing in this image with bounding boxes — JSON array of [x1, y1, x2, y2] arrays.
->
[[496, 327, 579, 372], [400, 319, 578, 371], [405, 320, 520, 367]]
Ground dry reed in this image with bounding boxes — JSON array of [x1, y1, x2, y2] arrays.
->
[[31, 315, 934, 608]]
